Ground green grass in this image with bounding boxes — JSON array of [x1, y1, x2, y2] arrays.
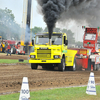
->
[[0, 86, 100, 100], [0, 59, 28, 64]]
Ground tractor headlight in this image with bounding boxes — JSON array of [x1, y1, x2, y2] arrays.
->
[[54, 55, 60, 59], [30, 55, 35, 58]]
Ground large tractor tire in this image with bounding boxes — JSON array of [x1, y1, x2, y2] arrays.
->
[[58, 58, 65, 71], [31, 63, 38, 69], [69, 59, 76, 71], [94, 64, 99, 71], [11, 47, 16, 54], [17, 51, 20, 55]]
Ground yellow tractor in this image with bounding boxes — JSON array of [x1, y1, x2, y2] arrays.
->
[[29, 32, 77, 71]]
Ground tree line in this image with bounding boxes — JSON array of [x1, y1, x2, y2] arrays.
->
[[31, 26, 83, 46]]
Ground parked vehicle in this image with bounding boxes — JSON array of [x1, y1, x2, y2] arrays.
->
[[69, 27, 100, 71]]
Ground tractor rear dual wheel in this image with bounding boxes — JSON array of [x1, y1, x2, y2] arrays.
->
[[70, 59, 76, 71], [11, 47, 16, 54], [66, 59, 76, 71], [94, 64, 99, 71]]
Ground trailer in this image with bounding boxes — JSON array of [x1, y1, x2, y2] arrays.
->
[[69, 27, 100, 71]]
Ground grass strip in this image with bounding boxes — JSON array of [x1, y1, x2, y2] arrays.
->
[[0, 59, 28, 64], [0, 86, 100, 100]]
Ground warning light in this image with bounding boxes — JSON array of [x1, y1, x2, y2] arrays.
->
[[98, 27, 100, 29], [82, 26, 85, 28], [87, 42, 90, 44]]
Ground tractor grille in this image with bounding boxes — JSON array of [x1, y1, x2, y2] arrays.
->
[[37, 49, 51, 58]]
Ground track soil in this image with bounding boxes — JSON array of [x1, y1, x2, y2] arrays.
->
[[0, 53, 28, 60], [0, 53, 100, 95]]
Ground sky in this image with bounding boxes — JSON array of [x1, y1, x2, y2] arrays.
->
[[0, 0, 84, 42], [0, 0, 46, 29]]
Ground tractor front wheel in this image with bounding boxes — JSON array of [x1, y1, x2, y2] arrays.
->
[[58, 58, 65, 71], [31, 63, 38, 69]]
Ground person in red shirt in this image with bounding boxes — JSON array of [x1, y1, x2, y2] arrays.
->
[[6, 43, 11, 56]]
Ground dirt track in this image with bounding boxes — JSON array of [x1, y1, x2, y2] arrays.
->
[[0, 53, 100, 95], [0, 53, 28, 60]]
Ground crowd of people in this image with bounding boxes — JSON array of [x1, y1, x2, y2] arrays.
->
[[0, 42, 11, 56]]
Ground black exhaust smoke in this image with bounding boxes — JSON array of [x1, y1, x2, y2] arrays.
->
[[37, 0, 66, 39], [48, 25, 53, 39], [37, 0, 99, 28]]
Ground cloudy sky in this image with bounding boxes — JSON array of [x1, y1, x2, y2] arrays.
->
[[0, 0, 46, 29]]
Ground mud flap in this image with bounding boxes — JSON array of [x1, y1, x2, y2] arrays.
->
[[75, 58, 82, 71], [87, 59, 91, 70]]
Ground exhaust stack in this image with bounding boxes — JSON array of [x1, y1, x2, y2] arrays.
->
[[48, 25, 53, 46], [49, 39, 51, 45]]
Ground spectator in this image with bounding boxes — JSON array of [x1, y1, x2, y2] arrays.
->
[[6, 43, 11, 56]]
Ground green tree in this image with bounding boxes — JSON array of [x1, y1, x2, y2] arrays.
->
[[43, 27, 76, 45], [62, 29, 75, 45], [44, 27, 61, 32], [44, 27, 48, 32], [75, 41, 83, 47], [4, 8, 15, 20], [0, 8, 21, 40], [31, 26, 43, 35], [54, 27, 61, 32]]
